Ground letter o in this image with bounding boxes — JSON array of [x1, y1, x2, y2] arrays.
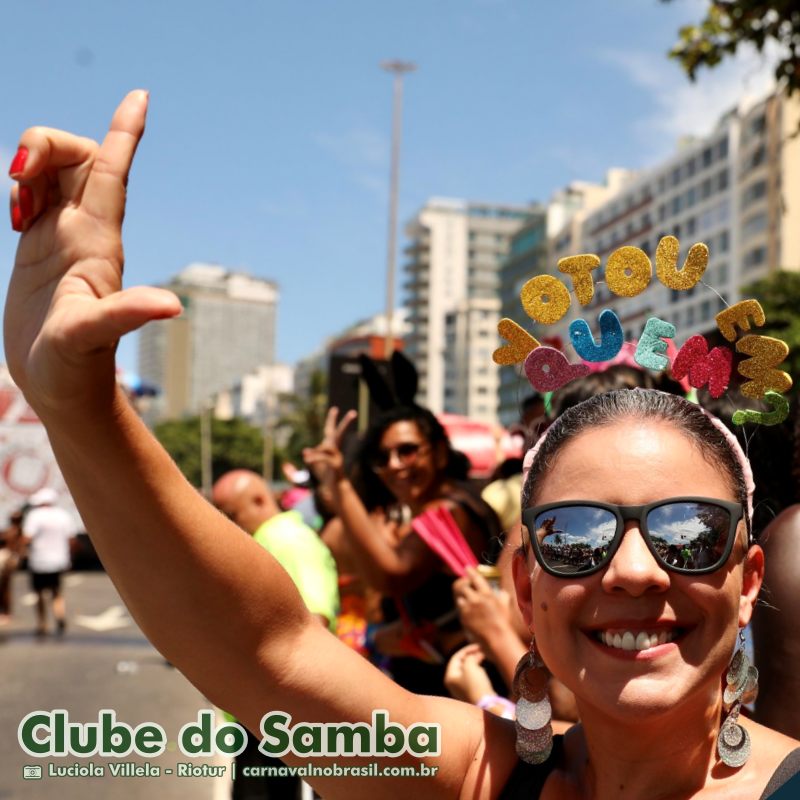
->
[[605, 246, 652, 297], [520, 276, 570, 324]]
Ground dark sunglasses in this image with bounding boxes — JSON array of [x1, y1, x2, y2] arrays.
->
[[521, 497, 743, 577], [370, 442, 429, 471]]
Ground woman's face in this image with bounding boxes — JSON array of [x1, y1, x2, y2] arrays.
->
[[373, 420, 444, 507], [513, 419, 763, 722]]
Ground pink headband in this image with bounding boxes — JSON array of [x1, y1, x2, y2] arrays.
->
[[521, 403, 755, 528]]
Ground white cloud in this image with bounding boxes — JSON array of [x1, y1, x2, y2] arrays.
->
[[259, 190, 309, 219], [597, 41, 780, 163], [313, 128, 389, 198]]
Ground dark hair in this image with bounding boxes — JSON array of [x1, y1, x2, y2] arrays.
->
[[352, 405, 462, 510], [521, 389, 752, 540]]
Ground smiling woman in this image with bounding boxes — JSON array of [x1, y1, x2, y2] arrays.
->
[[5, 93, 800, 800], [303, 402, 502, 696]]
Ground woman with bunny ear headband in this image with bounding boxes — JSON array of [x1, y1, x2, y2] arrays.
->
[[303, 356, 503, 696]]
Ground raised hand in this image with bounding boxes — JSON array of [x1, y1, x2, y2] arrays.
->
[[302, 406, 357, 490], [4, 91, 181, 419]]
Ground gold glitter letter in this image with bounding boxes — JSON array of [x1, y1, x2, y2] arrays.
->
[[520, 275, 571, 325], [655, 236, 708, 290], [605, 246, 652, 297], [736, 334, 793, 398], [557, 254, 600, 306], [493, 319, 541, 365], [716, 300, 766, 343]]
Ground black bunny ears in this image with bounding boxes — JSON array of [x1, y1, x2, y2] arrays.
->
[[358, 351, 419, 411]]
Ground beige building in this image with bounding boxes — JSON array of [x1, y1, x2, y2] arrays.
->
[[138, 263, 278, 420]]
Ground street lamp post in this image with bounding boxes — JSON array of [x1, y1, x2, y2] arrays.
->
[[380, 59, 416, 359]]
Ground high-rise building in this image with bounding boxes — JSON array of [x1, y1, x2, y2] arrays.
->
[[403, 198, 535, 422], [138, 263, 278, 419]]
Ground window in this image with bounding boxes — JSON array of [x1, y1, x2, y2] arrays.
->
[[716, 170, 729, 192], [701, 178, 712, 200], [718, 262, 729, 283], [701, 300, 712, 322], [686, 217, 696, 236], [686, 306, 695, 326], [742, 179, 767, 209], [750, 114, 766, 137], [671, 167, 681, 186], [685, 187, 696, 208], [743, 144, 766, 173], [716, 138, 729, 160], [744, 246, 767, 268], [702, 147, 713, 168], [671, 196, 682, 215], [742, 212, 768, 239], [718, 230, 730, 253]]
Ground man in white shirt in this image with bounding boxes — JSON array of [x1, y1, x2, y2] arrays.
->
[[22, 488, 77, 635]]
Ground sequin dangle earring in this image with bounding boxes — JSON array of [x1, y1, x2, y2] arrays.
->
[[717, 628, 759, 768], [513, 637, 553, 764]]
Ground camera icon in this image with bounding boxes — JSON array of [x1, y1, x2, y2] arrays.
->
[[23, 765, 43, 779]]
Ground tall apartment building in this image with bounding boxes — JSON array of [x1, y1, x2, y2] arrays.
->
[[403, 198, 535, 422], [547, 91, 800, 353], [138, 263, 278, 419]]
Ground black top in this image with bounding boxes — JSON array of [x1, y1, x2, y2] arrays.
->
[[498, 741, 800, 800], [497, 736, 564, 800], [760, 748, 800, 799]]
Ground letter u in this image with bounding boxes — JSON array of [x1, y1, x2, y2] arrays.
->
[[569, 309, 623, 363]]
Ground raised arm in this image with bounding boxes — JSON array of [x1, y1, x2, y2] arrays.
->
[[303, 408, 444, 593], [4, 93, 504, 800]]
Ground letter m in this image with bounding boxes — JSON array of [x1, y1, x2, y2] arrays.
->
[[736, 335, 793, 398], [672, 335, 733, 399]]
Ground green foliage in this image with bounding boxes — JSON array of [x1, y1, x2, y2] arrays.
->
[[742, 270, 800, 390], [275, 369, 328, 466], [154, 416, 265, 486], [665, 1, 800, 98]]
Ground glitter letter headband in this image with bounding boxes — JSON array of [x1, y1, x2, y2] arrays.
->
[[493, 236, 792, 426]]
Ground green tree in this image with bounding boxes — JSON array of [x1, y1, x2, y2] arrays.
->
[[664, 1, 800, 99], [275, 369, 328, 466], [154, 416, 265, 486], [742, 270, 800, 390]]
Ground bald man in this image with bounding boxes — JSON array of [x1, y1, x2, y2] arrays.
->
[[212, 470, 338, 631], [212, 470, 339, 800]]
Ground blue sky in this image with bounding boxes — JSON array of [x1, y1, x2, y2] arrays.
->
[[0, 0, 777, 374]]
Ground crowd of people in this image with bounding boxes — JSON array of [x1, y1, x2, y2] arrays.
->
[[4, 91, 800, 798]]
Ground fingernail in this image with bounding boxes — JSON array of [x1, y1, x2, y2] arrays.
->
[[11, 203, 23, 232], [9, 146, 28, 178], [19, 185, 33, 219]]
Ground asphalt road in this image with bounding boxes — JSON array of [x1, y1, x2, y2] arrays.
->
[[0, 571, 231, 800]]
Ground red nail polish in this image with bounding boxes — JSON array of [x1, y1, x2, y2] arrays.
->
[[11, 203, 23, 232], [9, 146, 28, 177], [19, 185, 33, 219]]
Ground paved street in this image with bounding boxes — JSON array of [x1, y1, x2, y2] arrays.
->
[[0, 571, 230, 800]]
